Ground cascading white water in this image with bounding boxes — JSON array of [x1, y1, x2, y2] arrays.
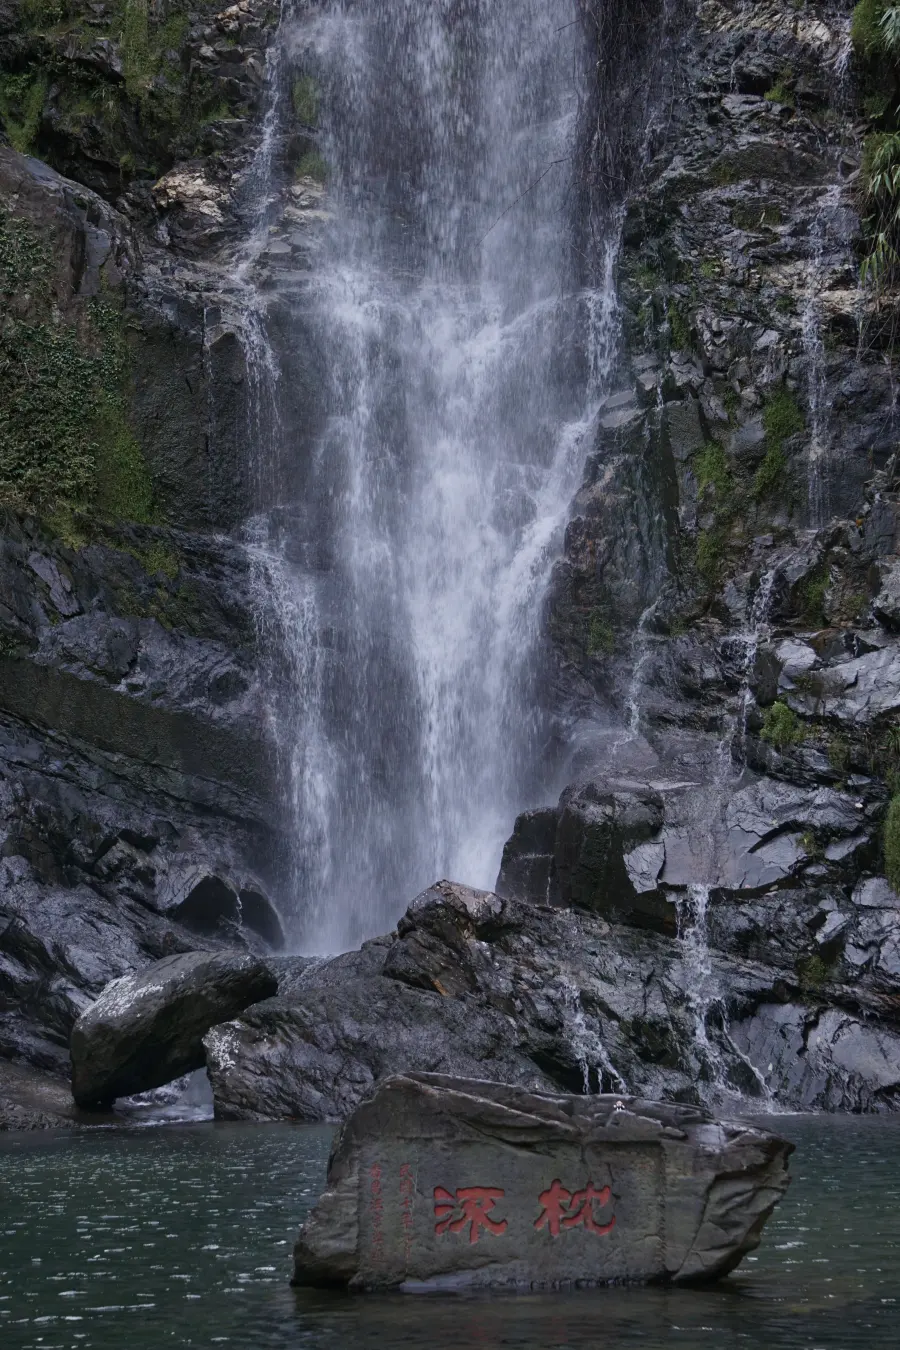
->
[[250, 0, 621, 951], [676, 883, 774, 1107]]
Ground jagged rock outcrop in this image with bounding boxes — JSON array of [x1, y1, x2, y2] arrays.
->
[[70, 949, 276, 1107], [538, 0, 900, 1106], [292, 1074, 793, 1290], [204, 880, 900, 1120]]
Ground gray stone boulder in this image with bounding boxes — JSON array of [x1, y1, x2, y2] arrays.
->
[[70, 951, 277, 1107], [292, 1074, 792, 1290]]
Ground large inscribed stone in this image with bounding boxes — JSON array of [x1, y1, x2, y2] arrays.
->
[[292, 1073, 793, 1290]]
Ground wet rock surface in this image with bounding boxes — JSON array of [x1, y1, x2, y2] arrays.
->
[[292, 1073, 792, 1290], [536, 0, 900, 1114], [0, 146, 297, 1073], [0, 1059, 87, 1131], [70, 949, 276, 1107], [204, 880, 900, 1120]]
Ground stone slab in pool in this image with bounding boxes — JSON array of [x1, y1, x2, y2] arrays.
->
[[292, 1073, 793, 1291]]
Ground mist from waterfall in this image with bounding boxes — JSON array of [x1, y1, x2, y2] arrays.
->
[[250, 0, 621, 952]]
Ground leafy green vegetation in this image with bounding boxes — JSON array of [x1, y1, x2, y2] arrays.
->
[[0, 73, 48, 154], [884, 792, 900, 889], [0, 0, 219, 179], [798, 564, 830, 625], [764, 69, 795, 108], [763, 385, 805, 446], [851, 4, 900, 287], [632, 262, 660, 290], [796, 953, 830, 991], [852, 0, 900, 56], [0, 211, 155, 523], [692, 443, 737, 587], [134, 541, 180, 579], [694, 441, 732, 498], [696, 527, 725, 584], [19, 0, 64, 28], [761, 701, 806, 750], [828, 734, 852, 774]]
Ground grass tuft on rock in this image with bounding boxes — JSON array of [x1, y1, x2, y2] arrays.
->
[[292, 76, 319, 126]]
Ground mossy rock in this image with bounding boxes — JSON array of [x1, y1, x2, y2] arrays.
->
[[0, 209, 156, 524]]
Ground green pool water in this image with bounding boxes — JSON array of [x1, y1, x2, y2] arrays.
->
[[1, 1114, 898, 1349]]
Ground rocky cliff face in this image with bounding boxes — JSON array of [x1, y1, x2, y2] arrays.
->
[[514, 0, 900, 1106], [0, 2, 298, 1075], [4, 0, 900, 1118]]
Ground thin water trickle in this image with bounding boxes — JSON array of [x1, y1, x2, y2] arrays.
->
[[559, 975, 628, 1097], [676, 884, 773, 1108]]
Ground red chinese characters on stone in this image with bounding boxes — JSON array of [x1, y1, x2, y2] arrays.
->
[[534, 1179, 616, 1238], [433, 1186, 509, 1244]]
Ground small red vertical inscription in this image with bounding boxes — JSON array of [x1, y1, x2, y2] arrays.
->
[[534, 1179, 616, 1237], [369, 1163, 385, 1261], [399, 1163, 415, 1265], [433, 1186, 508, 1244]]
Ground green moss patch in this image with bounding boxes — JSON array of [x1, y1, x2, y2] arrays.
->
[[0, 72, 48, 155], [667, 301, 691, 352], [0, 210, 155, 523], [294, 150, 328, 183], [753, 386, 804, 500], [694, 441, 732, 498], [588, 611, 616, 656]]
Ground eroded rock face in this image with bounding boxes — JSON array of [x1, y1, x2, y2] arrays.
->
[[70, 950, 276, 1107], [292, 1074, 793, 1290], [204, 880, 900, 1121]]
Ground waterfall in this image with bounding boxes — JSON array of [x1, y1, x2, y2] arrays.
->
[[239, 0, 631, 952]]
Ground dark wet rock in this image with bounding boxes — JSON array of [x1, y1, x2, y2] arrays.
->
[[0, 1060, 86, 1131], [0, 149, 290, 1073], [70, 950, 277, 1108], [731, 1005, 900, 1113], [204, 880, 900, 1122], [292, 1074, 792, 1290], [498, 782, 672, 932]]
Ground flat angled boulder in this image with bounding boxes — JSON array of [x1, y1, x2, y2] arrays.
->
[[292, 1073, 792, 1291], [70, 951, 277, 1107]]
